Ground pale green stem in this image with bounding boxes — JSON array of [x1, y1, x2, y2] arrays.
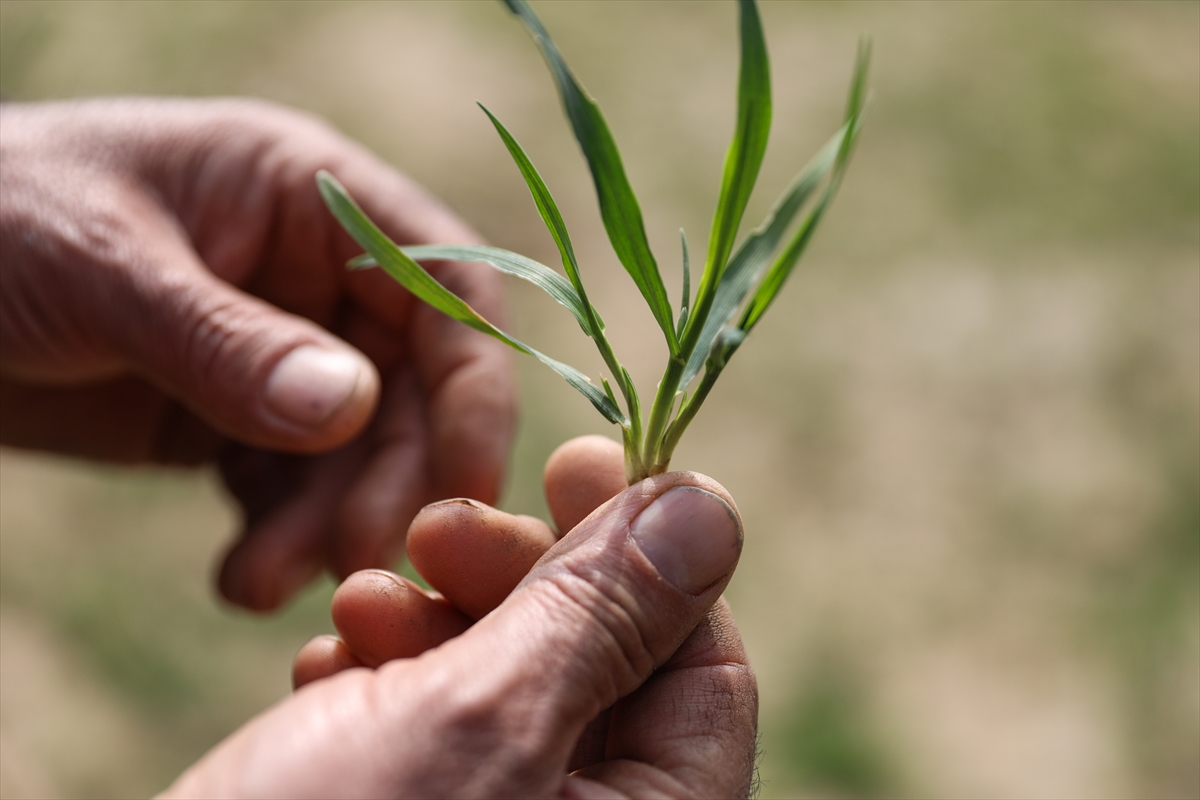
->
[[656, 362, 723, 470], [590, 329, 635, 420], [639, 354, 686, 479]]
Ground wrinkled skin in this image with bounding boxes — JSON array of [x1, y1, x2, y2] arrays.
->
[[165, 437, 759, 799], [0, 98, 515, 610]]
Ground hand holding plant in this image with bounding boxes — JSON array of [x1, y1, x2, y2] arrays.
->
[[319, 0, 869, 483], [165, 437, 754, 798]]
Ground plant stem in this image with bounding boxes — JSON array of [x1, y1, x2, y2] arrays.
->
[[592, 330, 634, 422], [656, 362, 723, 469], [582, 313, 649, 483], [639, 354, 686, 479]]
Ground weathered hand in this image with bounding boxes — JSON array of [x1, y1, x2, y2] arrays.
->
[[0, 99, 515, 610], [164, 437, 758, 798]]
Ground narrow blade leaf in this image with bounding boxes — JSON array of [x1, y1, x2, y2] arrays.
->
[[676, 228, 691, 339], [737, 195, 827, 332], [318, 170, 626, 426], [739, 39, 870, 332], [502, 0, 678, 353], [526, 349, 628, 426], [708, 326, 747, 372], [689, 0, 772, 342], [680, 126, 844, 386], [382, 244, 594, 336], [477, 105, 589, 305]]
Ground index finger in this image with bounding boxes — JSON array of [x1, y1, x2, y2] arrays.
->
[[403, 436, 627, 620]]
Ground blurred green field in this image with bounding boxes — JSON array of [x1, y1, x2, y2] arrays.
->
[[1, 1, 1197, 797]]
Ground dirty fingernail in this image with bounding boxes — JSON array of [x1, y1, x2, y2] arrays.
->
[[424, 497, 488, 511], [630, 486, 742, 595]]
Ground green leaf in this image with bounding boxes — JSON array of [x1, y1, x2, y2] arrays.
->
[[476, 105, 601, 334], [352, 244, 593, 335], [740, 40, 870, 332], [838, 38, 872, 167], [679, 126, 844, 387], [317, 170, 626, 426], [476, 102, 650, 431], [687, 0, 772, 344], [676, 229, 691, 339], [528, 350, 627, 426], [738, 191, 828, 333], [502, 0, 678, 354], [708, 326, 747, 372], [404, 245, 587, 331]]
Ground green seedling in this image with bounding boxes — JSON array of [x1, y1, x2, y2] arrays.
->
[[318, 0, 869, 484]]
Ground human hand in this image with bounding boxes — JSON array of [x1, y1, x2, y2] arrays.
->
[[163, 437, 757, 798], [0, 99, 515, 610]]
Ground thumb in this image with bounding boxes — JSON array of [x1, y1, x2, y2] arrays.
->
[[110, 217, 379, 453], [410, 472, 742, 792]]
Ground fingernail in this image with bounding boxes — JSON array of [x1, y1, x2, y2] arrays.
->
[[630, 486, 742, 595], [425, 498, 487, 511], [264, 345, 369, 427], [359, 568, 408, 588]]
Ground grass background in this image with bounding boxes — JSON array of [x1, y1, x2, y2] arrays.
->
[[1, 1, 1197, 797]]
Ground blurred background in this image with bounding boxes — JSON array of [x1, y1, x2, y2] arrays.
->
[[1, 1, 1196, 797]]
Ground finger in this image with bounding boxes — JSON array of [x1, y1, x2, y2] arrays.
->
[[292, 635, 365, 690], [134, 275, 380, 455], [399, 436, 630, 620], [0, 378, 226, 465], [218, 360, 436, 608], [0, 378, 170, 462], [406, 499, 557, 620], [543, 435, 627, 535], [571, 599, 758, 797], [381, 474, 743, 795], [325, 367, 430, 580], [218, 438, 372, 611], [410, 263, 516, 506], [330, 570, 471, 667], [217, 365, 439, 608], [107, 197, 380, 454]]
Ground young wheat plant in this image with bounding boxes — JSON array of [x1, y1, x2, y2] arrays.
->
[[318, 0, 870, 484]]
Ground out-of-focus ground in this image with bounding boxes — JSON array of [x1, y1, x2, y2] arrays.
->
[[1, 1, 1196, 797]]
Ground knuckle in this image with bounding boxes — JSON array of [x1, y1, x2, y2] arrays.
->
[[542, 555, 658, 696], [213, 97, 328, 141], [389, 664, 557, 793], [175, 290, 265, 399]]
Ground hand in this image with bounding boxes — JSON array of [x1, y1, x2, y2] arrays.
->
[[0, 99, 515, 610], [162, 437, 758, 798]]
